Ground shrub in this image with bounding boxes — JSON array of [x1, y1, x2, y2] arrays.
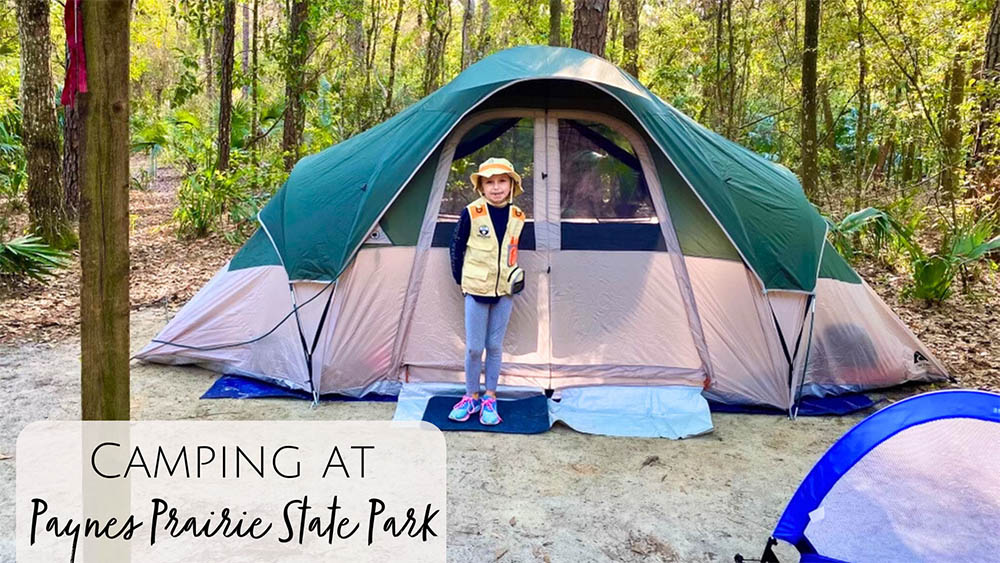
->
[[826, 207, 1000, 303], [0, 234, 71, 283]]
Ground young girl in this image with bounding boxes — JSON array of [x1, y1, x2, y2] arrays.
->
[[447, 157, 526, 426]]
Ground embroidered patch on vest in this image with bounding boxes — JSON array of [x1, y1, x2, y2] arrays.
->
[[478, 225, 490, 237]]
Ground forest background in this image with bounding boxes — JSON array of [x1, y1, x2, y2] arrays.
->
[[1, 0, 998, 388]]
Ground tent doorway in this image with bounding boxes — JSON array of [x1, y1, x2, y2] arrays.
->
[[399, 108, 711, 390]]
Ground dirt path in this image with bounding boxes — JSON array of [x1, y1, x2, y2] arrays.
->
[[0, 307, 869, 562]]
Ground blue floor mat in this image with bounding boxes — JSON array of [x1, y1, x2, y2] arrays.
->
[[709, 393, 876, 416], [422, 395, 551, 434], [201, 374, 398, 402]]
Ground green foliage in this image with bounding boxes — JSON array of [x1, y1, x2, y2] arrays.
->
[[908, 213, 1000, 302], [0, 234, 71, 282], [827, 206, 1000, 303], [174, 168, 239, 238], [0, 109, 26, 210], [174, 149, 286, 241], [825, 207, 894, 262], [170, 50, 202, 107]]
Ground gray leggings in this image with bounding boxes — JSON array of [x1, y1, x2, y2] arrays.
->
[[464, 294, 514, 395]]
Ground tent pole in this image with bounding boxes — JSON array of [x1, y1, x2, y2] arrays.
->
[[790, 296, 817, 419], [288, 281, 337, 406]]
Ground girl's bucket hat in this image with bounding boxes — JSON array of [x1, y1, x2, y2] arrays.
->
[[470, 157, 524, 198]]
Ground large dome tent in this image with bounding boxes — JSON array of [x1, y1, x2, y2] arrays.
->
[[137, 45, 947, 412]]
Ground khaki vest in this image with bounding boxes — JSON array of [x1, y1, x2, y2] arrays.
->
[[461, 197, 525, 297]]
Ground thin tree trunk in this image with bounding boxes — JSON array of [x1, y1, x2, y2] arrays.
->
[[620, 0, 639, 78], [571, 0, 609, 57], [347, 0, 366, 67], [282, 0, 308, 171], [16, 0, 74, 248], [549, 0, 561, 47], [872, 139, 892, 182], [725, 0, 736, 137], [422, 0, 451, 96], [384, 0, 404, 118], [854, 0, 867, 210], [941, 49, 967, 208], [79, 0, 130, 421], [461, 0, 473, 70], [800, 0, 820, 200], [364, 0, 380, 78], [217, 0, 235, 171], [203, 18, 214, 98], [820, 81, 843, 188], [476, 0, 491, 60], [973, 0, 1000, 184], [251, 0, 258, 152], [901, 140, 915, 184], [241, 0, 249, 99]]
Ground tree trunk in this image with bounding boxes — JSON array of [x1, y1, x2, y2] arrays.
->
[[16, 0, 74, 248], [476, 0, 491, 61], [871, 139, 892, 182], [384, 0, 404, 118], [241, 0, 249, 99], [901, 140, 915, 184], [620, 0, 638, 78], [217, 0, 235, 171], [79, 0, 130, 421], [973, 0, 1000, 182], [941, 49, 966, 207], [422, 0, 451, 96], [364, 0, 380, 78], [571, 0, 609, 57], [800, 0, 820, 200], [549, 0, 561, 47], [461, 0, 473, 70], [854, 0, 867, 210], [62, 101, 82, 216], [820, 81, 843, 188], [251, 0, 258, 148], [203, 19, 214, 98], [282, 0, 308, 171], [347, 0, 366, 67]]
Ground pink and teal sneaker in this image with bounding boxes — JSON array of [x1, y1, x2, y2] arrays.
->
[[448, 395, 481, 422], [479, 396, 502, 426]]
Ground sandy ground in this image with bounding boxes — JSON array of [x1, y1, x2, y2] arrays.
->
[[0, 308, 874, 563]]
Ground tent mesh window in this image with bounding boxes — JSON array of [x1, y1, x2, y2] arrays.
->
[[432, 117, 535, 248], [558, 119, 664, 251], [803, 417, 1000, 562]]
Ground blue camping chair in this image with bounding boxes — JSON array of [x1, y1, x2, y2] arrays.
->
[[737, 389, 1000, 563]]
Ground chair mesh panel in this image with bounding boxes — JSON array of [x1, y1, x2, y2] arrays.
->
[[804, 417, 1000, 562]]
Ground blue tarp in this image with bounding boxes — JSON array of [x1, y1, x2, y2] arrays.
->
[[201, 374, 397, 402], [709, 394, 876, 416]]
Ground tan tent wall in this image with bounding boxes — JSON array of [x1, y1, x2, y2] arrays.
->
[[315, 246, 415, 393], [685, 256, 791, 406], [802, 279, 947, 395], [136, 265, 316, 391]]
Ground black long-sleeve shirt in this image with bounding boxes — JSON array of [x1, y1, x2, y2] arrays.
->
[[449, 202, 510, 304]]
